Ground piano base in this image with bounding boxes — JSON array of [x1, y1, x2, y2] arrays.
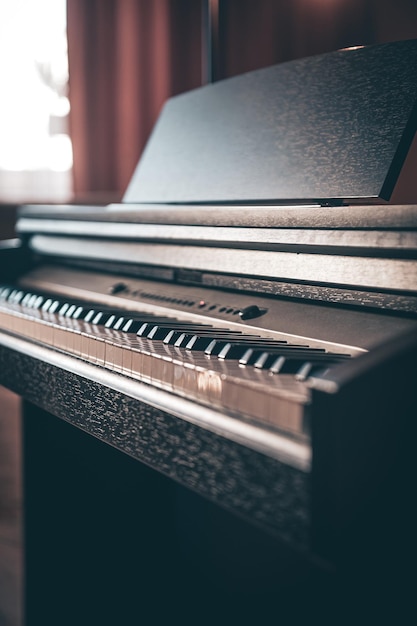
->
[[19, 399, 416, 625], [1, 338, 416, 623], [21, 401, 331, 625]]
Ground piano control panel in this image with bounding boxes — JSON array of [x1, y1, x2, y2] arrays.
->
[[109, 280, 268, 322]]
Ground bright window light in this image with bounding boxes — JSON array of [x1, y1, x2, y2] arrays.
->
[[0, 0, 72, 201]]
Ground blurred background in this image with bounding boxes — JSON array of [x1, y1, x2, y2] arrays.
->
[[1, 0, 417, 215], [1, 2, 417, 624]]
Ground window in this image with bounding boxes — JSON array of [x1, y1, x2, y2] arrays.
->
[[0, 0, 72, 202]]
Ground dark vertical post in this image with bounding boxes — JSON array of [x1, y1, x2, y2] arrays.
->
[[202, 0, 225, 83]]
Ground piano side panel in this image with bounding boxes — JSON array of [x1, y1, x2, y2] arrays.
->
[[311, 328, 417, 606]]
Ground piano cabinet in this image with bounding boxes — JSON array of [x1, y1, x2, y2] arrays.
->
[[2, 38, 417, 623], [0, 325, 416, 624]]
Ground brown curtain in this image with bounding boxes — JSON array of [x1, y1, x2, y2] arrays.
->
[[67, 0, 417, 202], [215, 0, 373, 81], [67, 0, 202, 201]]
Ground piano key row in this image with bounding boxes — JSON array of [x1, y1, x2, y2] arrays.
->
[[0, 299, 312, 435], [0, 286, 350, 375], [0, 285, 354, 435]]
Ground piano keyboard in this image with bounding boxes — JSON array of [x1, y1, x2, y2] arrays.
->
[[0, 284, 353, 438]]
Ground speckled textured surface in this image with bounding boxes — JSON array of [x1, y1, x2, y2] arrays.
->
[[0, 342, 310, 550]]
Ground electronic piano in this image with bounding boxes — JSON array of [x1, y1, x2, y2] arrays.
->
[[1, 39, 417, 622]]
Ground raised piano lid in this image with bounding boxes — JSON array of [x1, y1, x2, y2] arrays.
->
[[123, 39, 417, 205]]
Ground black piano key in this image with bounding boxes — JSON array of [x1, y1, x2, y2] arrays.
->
[[203, 337, 267, 357], [182, 335, 212, 351], [28, 294, 44, 309], [41, 298, 54, 312], [21, 293, 34, 307], [295, 362, 334, 380], [204, 340, 218, 355], [210, 339, 312, 361], [72, 306, 85, 319], [64, 304, 77, 317], [137, 322, 150, 336], [87, 310, 126, 326], [244, 348, 346, 371], [174, 333, 188, 347], [239, 348, 253, 365], [268, 355, 285, 374], [248, 346, 348, 365], [120, 319, 146, 334], [59, 302, 74, 316], [124, 319, 205, 337], [127, 318, 174, 333], [295, 362, 313, 381], [3, 288, 14, 302], [146, 325, 172, 340], [40, 296, 61, 313], [113, 316, 126, 330], [25, 294, 34, 308], [278, 359, 309, 374], [142, 322, 218, 338], [83, 309, 110, 326], [253, 352, 268, 369], [122, 319, 134, 332], [10, 290, 25, 304], [308, 366, 331, 379], [48, 300, 61, 313], [104, 314, 118, 328], [183, 335, 199, 349], [164, 330, 184, 345], [217, 343, 252, 361], [78, 308, 101, 321], [91, 312, 105, 324], [183, 333, 234, 350]]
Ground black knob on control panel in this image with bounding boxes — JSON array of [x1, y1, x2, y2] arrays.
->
[[109, 282, 128, 295], [239, 305, 267, 321]]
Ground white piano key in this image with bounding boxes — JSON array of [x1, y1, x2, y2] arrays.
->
[[121, 342, 133, 376], [80, 330, 91, 361], [130, 345, 145, 381], [95, 336, 106, 366], [111, 333, 125, 372]]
